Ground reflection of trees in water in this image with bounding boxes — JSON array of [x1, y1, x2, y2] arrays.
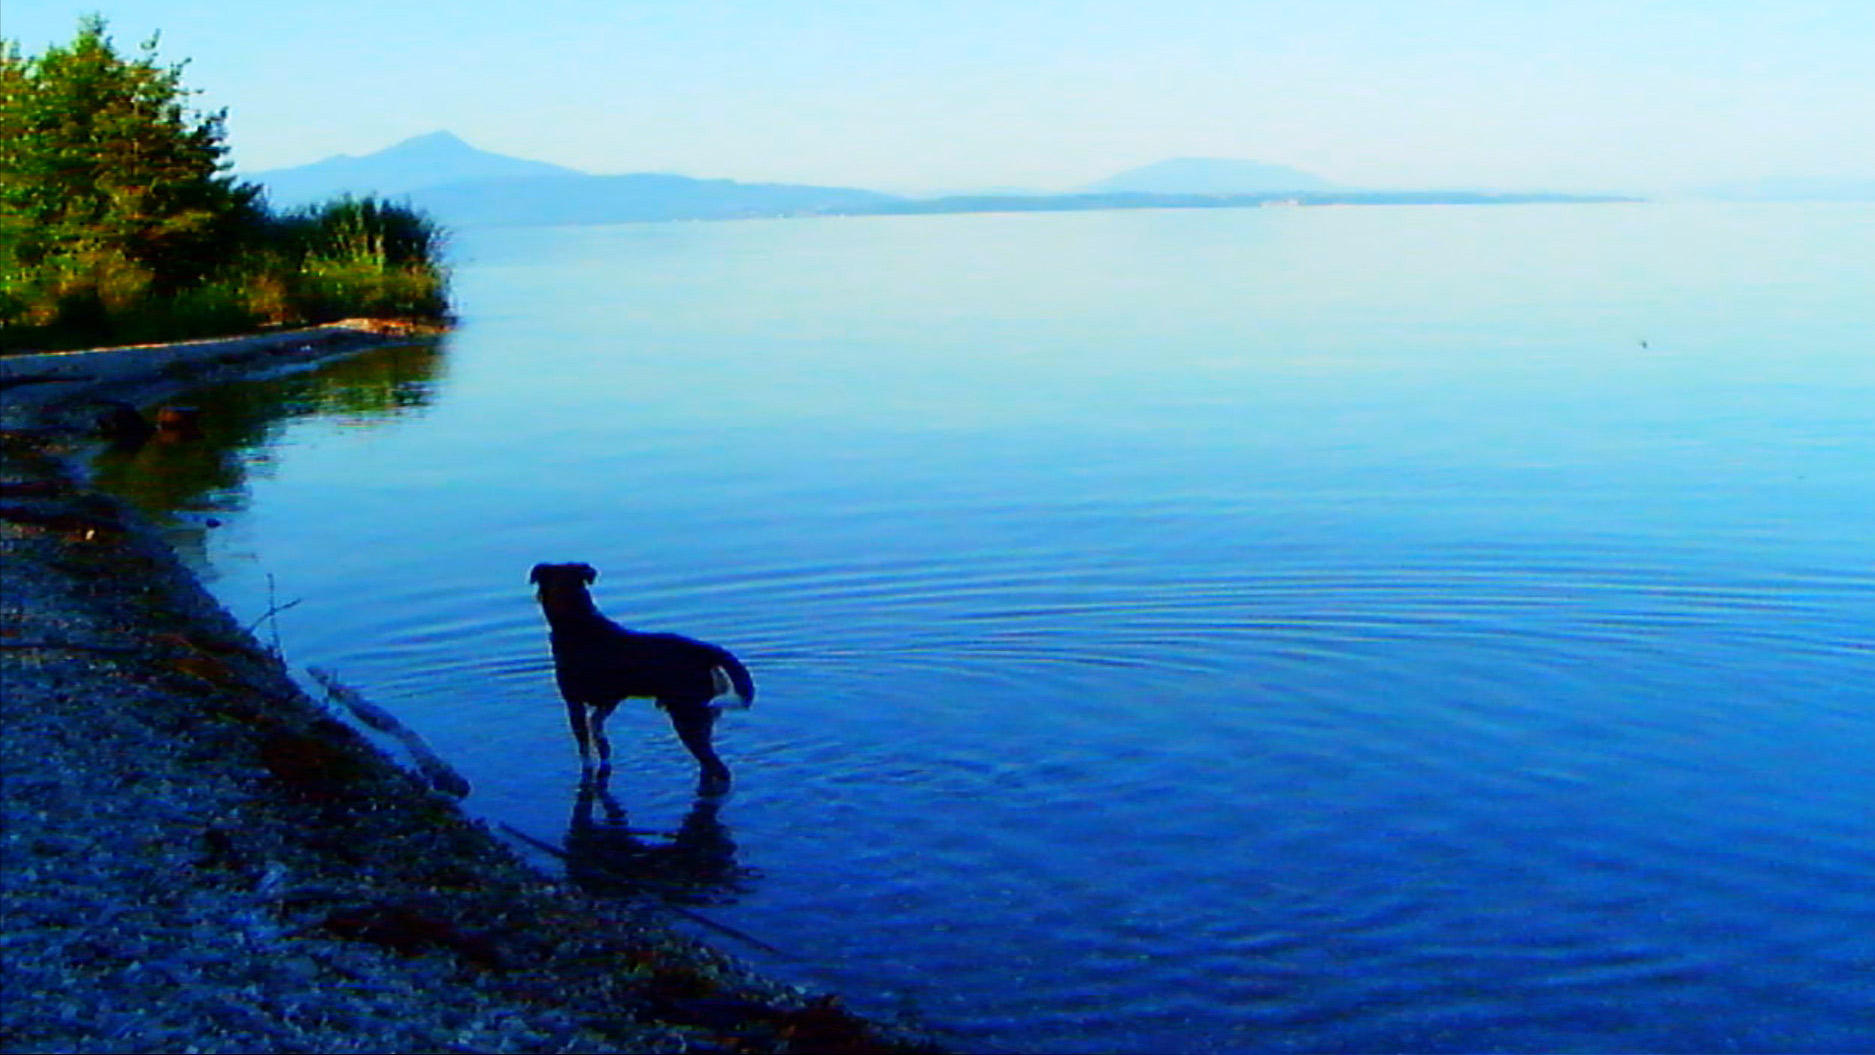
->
[[89, 341, 447, 558], [564, 768, 760, 907]]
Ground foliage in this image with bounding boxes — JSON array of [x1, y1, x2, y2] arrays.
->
[[277, 197, 447, 269], [267, 198, 451, 320], [0, 16, 258, 296], [0, 17, 448, 352]]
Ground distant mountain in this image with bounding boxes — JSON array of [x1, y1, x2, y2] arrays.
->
[[1082, 157, 1337, 195], [248, 131, 584, 209], [243, 133, 1631, 227], [246, 131, 898, 224], [405, 173, 902, 227]]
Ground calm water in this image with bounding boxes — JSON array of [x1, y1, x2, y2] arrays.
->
[[101, 203, 1875, 1053]]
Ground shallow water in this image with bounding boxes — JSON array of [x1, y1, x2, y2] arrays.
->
[[101, 203, 1875, 1053]]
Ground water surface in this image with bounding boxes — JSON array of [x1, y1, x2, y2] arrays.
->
[[102, 203, 1875, 1053]]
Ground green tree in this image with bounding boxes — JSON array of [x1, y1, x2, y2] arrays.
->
[[0, 15, 260, 314], [2, 16, 447, 350]]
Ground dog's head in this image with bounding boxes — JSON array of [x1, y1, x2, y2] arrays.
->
[[530, 562, 598, 617]]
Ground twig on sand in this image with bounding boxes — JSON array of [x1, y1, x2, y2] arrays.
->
[[244, 573, 300, 655]]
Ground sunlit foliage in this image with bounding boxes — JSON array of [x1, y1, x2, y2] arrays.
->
[[1, 17, 448, 351]]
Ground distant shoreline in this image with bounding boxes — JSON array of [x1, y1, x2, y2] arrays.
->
[[849, 188, 1644, 219], [424, 182, 1645, 228]]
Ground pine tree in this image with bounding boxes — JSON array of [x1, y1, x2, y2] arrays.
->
[[0, 15, 260, 311]]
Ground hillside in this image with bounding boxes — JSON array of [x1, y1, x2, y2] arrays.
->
[[250, 131, 584, 209]]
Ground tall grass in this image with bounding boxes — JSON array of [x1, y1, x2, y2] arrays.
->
[[269, 197, 451, 324], [0, 196, 450, 353]]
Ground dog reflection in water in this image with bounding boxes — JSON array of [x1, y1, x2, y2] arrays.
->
[[564, 768, 756, 904], [530, 562, 754, 793]]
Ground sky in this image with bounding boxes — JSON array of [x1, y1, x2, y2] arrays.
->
[[6, 0, 1873, 194]]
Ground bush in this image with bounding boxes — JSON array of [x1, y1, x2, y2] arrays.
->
[[295, 257, 451, 323], [280, 197, 447, 269], [268, 197, 451, 323]]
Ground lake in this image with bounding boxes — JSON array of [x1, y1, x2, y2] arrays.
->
[[99, 202, 1875, 1053]]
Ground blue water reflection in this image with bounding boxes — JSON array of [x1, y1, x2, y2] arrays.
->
[[120, 203, 1875, 1053]]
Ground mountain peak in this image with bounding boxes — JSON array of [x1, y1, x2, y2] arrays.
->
[[250, 132, 584, 208], [383, 130, 475, 155]]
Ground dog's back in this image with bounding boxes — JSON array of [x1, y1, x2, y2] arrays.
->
[[532, 562, 755, 709], [552, 623, 752, 707]]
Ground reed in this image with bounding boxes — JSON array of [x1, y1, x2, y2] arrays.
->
[[268, 197, 452, 323], [0, 197, 450, 352]]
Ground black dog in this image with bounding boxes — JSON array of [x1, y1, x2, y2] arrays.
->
[[530, 562, 754, 791]]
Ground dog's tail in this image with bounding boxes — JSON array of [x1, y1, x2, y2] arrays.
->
[[709, 652, 756, 710]]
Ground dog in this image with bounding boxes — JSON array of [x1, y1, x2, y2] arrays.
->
[[530, 562, 754, 792]]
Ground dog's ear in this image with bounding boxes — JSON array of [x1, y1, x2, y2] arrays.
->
[[529, 562, 597, 585]]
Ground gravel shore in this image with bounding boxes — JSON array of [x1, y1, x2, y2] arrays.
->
[[1, 330, 940, 1054]]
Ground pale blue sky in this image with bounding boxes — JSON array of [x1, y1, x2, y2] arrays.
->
[[6, 0, 1871, 193]]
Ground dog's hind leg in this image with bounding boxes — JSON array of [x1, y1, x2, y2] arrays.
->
[[662, 697, 731, 793]]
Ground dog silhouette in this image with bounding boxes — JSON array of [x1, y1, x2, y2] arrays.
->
[[530, 562, 753, 792]]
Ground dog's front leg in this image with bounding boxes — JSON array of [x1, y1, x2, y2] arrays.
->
[[589, 701, 620, 768], [565, 697, 594, 766]]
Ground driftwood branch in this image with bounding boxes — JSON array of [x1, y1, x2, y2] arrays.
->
[[308, 666, 471, 799]]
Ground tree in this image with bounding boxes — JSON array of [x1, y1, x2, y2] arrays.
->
[[0, 15, 260, 303], [2, 17, 447, 349]]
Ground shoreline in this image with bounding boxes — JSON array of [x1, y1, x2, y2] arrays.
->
[[0, 321, 443, 432], [0, 329, 941, 1053]]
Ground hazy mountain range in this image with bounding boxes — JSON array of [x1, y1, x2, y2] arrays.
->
[[245, 131, 1650, 227]]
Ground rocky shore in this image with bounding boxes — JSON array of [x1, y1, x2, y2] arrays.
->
[[0, 328, 940, 1054]]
